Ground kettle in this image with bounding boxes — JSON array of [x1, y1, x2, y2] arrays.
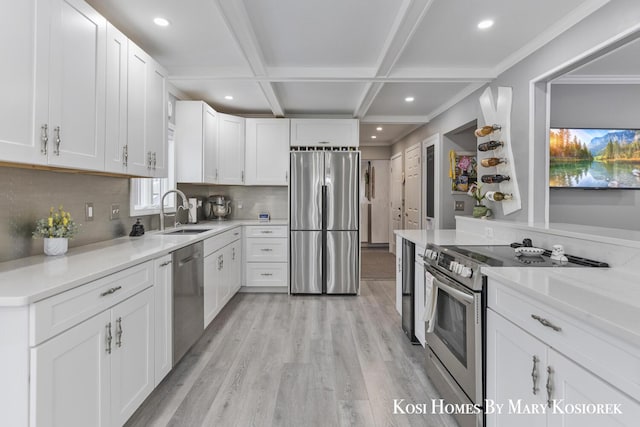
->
[[203, 195, 232, 220]]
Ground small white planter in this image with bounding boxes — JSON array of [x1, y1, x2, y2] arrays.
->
[[43, 238, 68, 256]]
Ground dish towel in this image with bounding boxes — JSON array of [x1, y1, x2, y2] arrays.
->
[[424, 270, 438, 333]]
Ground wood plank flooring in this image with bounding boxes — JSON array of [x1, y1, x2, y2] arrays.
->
[[125, 281, 458, 427]]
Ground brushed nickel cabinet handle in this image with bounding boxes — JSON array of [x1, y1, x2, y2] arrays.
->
[[115, 317, 122, 348], [546, 366, 553, 408], [241, 170, 244, 182], [160, 260, 172, 267], [54, 126, 61, 156], [100, 285, 122, 297], [531, 314, 561, 332], [260, 230, 273, 234], [106, 322, 112, 354], [260, 273, 273, 277], [318, 141, 330, 144], [153, 152, 157, 169], [260, 248, 273, 252], [40, 124, 48, 155], [531, 355, 539, 395], [147, 151, 152, 169], [122, 145, 128, 166]]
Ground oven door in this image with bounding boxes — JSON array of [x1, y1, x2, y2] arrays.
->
[[425, 265, 482, 404]]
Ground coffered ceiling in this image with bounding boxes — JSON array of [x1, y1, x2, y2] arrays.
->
[[87, 0, 610, 145]]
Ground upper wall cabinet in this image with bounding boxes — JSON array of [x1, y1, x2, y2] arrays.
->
[[0, 0, 106, 171], [104, 23, 128, 175], [245, 119, 290, 186], [175, 101, 219, 184], [218, 113, 246, 185], [290, 119, 359, 148]]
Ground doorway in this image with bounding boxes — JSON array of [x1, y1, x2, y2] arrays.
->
[[361, 159, 390, 247], [389, 152, 403, 254]]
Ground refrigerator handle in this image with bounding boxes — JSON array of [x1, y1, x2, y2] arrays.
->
[[322, 185, 327, 230]]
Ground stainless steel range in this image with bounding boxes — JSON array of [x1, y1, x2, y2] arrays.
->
[[421, 241, 608, 427]]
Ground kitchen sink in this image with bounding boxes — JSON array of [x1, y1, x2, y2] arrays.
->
[[162, 228, 211, 235]]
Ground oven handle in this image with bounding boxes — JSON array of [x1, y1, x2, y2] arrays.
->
[[425, 265, 474, 305]]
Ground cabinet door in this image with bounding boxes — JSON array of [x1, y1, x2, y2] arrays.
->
[[245, 118, 290, 185], [547, 350, 640, 427], [230, 240, 242, 294], [104, 23, 128, 174], [30, 310, 111, 427], [154, 255, 173, 386], [218, 113, 245, 185], [486, 310, 547, 427], [48, 0, 106, 171], [203, 105, 219, 183], [0, 0, 47, 165], [217, 250, 232, 307], [204, 251, 221, 328], [110, 288, 154, 426], [147, 59, 167, 177], [290, 119, 359, 147], [414, 258, 425, 347], [126, 42, 152, 176]]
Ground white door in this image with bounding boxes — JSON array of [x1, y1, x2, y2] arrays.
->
[[423, 134, 439, 230], [147, 60, 167, 177], [370, 160, 390, 243], [31, 310, 111, 427], [389, 153, 403, 254], [404, 143, 421, 229], [203, 106, 219, 183], [218, 113, 245, 185], [547, 350, 640, 427], [47, 0, 106, 171], [126, 42, 152, 176], [204, 251, 220, 328], [110, 288, 154, 426], [0, 0, 47, 165], [245, 118, 290, 185], [104, 23, 128, 174], [154, 255, 173, 386], [486, 310, 547, 427]]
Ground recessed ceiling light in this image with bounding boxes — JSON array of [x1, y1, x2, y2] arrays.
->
[[376, 127, 383, 131], [153, 17, 170, 27], [224, 95, 234, 100], [371, 135, 377, 139], [477, 19, 494, 30], [405, 96, 415, 103]]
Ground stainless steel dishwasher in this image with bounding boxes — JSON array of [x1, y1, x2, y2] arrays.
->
[[172, 241, 204, 365]]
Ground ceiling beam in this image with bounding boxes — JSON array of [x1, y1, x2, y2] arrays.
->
[[213, 0, 284, 116], [353, 0, 436, 119], [361, 115, 430, 124]]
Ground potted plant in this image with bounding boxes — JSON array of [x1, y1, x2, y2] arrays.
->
[[33, 206, 79, 256], [467, 183, 492, 218]]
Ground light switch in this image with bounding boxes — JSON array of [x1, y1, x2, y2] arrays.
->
[[85, 203, 94, 221], [110, 204, 120, 220]]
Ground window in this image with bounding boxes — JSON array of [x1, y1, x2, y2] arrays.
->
[[129, 126, 176, 216]]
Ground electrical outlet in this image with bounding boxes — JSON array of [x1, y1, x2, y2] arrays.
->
[[85, 203, 94, 221], [454, 200, 465, 211], [110, 204, 120, 220], [485, 227, 494, 239]]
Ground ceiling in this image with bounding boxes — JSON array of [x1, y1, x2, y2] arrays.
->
[[87, 0, 610, 145], [558, 36, 640, 82]]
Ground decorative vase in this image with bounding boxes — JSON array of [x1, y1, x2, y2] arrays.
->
[[472, 204, 492, 218], [43, 237, 68, 256]]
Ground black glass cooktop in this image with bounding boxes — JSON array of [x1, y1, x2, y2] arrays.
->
[[440, 245, 608, 268]]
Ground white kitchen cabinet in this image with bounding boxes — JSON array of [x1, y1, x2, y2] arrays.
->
[[175, 101, 219, 184], [104, 23, 128, 174], [110, 288, 154, 426], [0, 0, 106, 171], [290, 119, 359, 148], [204, 250, 222, 327], [31, 310, 111, 427], [243, 225, 288, 289], [229, 239, 242, 294], [218, 113, 246, 184], [127, 41, 167, 177], [245, 118, 290, 185], [414, 248, 425, 347], [153, 255, 173, 386]]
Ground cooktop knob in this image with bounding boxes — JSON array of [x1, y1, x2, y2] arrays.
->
[[461, 267, 473, 278]]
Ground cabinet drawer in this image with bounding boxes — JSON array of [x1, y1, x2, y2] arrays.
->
[[244, 225, 287, 238], [488, 279, 640, 402], [245, 238, 287, 262], [30, 261, 153, 346], [246, 263, 287, 287], [204, 227, 241, 256]]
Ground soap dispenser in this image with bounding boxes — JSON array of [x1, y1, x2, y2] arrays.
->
[[129, 218, 145, 237]]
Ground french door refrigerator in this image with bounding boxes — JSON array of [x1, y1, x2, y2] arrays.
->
[[290, 151, 360, 295]]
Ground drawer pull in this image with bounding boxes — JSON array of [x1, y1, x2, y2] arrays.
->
[[531, 314, 561, 332], [234, 232, 240, 236], [531, 355, 539, 395], [100, 286, 122, 297], [106, 322, 112, 354], [260, 273, 273, 277], [160, 260, 172, 267], [260, 248, 273, 252], [261, 230, 273, 234], [546, 366, 553, 408]]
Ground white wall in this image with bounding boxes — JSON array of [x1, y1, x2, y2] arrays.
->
[[391, 0, 640, 230], [361, 145, 391, 160]]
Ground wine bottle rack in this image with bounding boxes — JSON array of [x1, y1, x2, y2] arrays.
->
[[477, 87, 521, 216]]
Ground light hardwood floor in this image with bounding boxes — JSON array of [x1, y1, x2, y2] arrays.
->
[[125, 281, 457, 427]]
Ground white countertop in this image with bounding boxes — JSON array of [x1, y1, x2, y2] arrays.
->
[[482, 266, 640, 347], [0, 220, 287, 307], [394, 229, 511, 248]]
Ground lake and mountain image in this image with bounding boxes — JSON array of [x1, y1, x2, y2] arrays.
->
[[549, 128, 640, 188]]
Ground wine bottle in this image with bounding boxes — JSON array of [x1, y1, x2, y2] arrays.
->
[[480, 157, 507, 167], [474, 124, 501, 138], [477, 140, 504, 152], [485, 191, 513, 202], [481, 174, 511, 184]]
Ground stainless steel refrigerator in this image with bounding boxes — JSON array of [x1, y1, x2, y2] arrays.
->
[[290, 151, 359, 295]]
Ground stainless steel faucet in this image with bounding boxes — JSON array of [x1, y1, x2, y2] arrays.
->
[[160, 189, 189, 230]]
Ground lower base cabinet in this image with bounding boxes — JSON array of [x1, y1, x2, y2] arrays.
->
[[31, 287, 154, 427], [204, 229, 242, 328]]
